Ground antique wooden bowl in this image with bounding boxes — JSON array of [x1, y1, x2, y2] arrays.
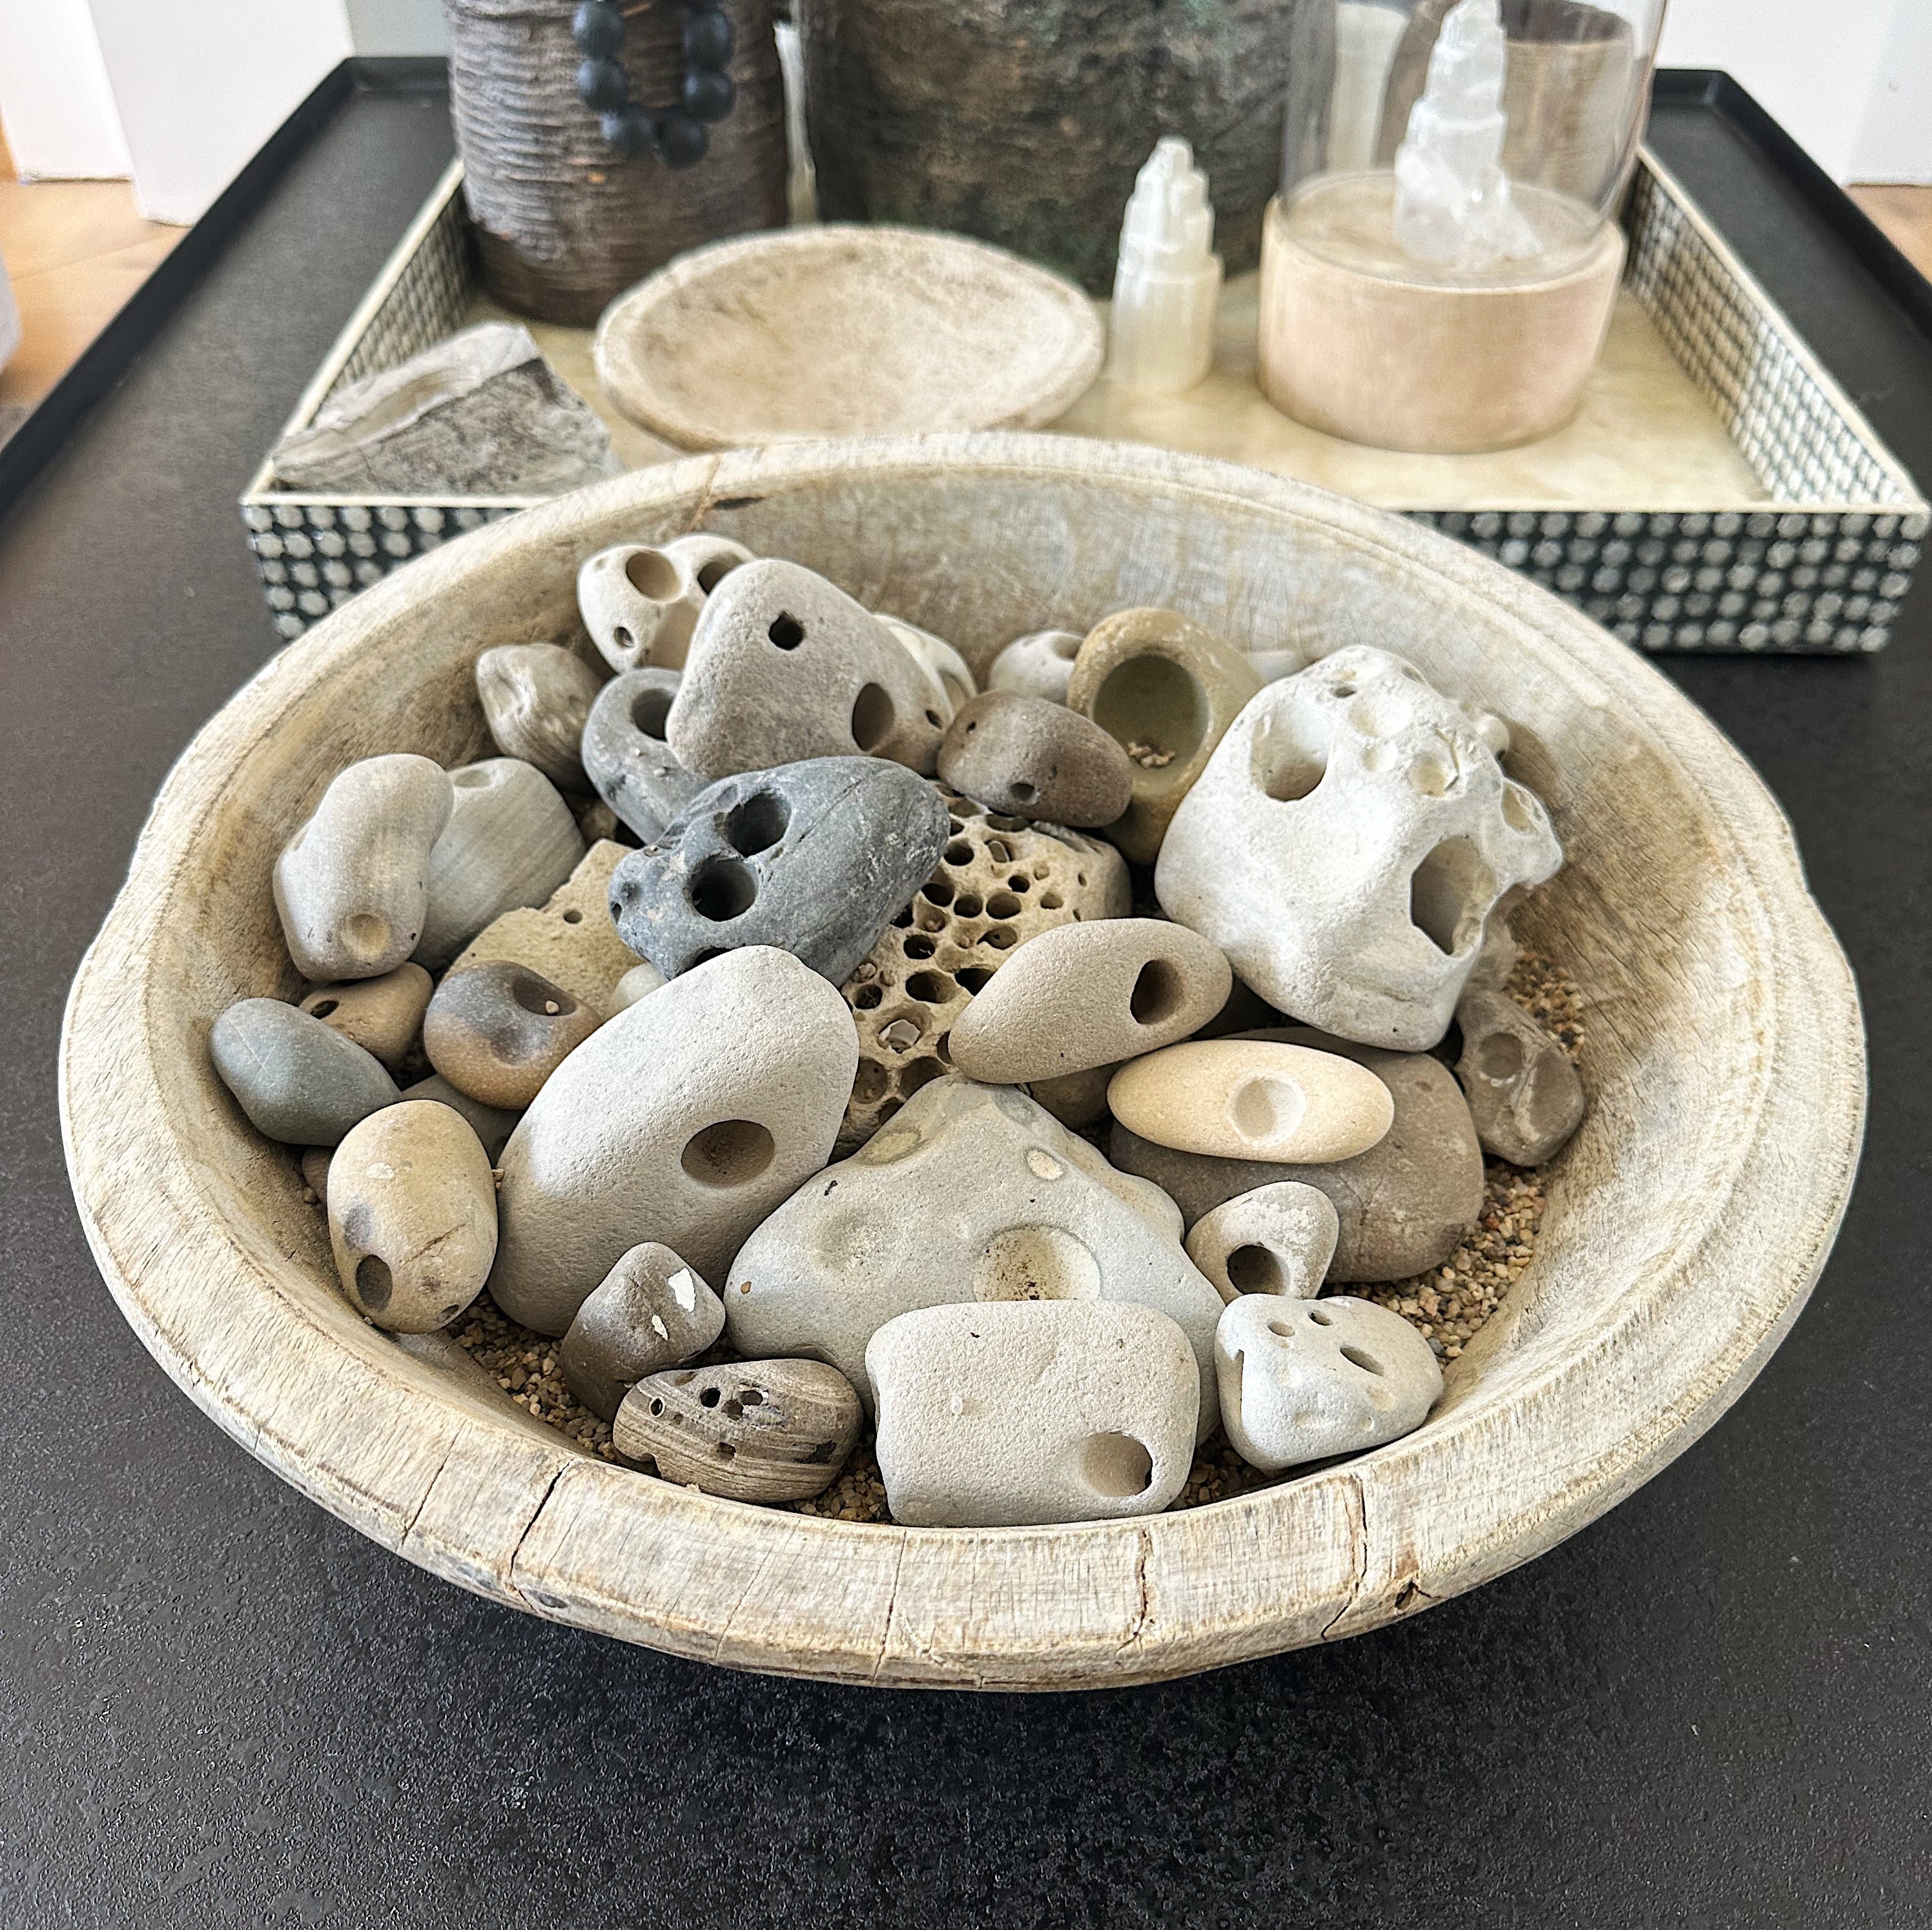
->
[[60, 436, 1865, 1689]]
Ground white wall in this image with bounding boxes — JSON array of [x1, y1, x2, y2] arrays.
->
[[86, 0, 353, 223], [1658, 0, 1932, 183], [0, 0, 130, 180], [345, 0, 447, 57]]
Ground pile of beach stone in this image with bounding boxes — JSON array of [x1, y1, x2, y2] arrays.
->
[[211, 536, 1587, 1529]]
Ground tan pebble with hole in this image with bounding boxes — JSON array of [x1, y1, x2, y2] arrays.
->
[[1215, 1293, 1441, 1473], [613, 1357, 862, 1503], [326, 1100, 498, 1334], [488, 945, 858, 1334], [422, 960, 602, 1109], [1108, 1040, 1394, 1164], [299, 963, 433, 1071], [947, 917, 1231, 1083], [449, 839, 642, 1020], [837, 785, 1128, 1149], [867, 1299, 1198, 1528]]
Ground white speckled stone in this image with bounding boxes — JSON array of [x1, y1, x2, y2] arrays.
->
[[559, 1242, 725, 1420], [1216, 1293, 1442, 1472], [1185, 1181, 1340, 1304], [867, 1299, 1198, 1527]]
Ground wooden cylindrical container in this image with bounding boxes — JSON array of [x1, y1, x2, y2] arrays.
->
[[797, 0, 1299, 294], [444, 0, 789, 327], [1257, 195, 1625, 455]]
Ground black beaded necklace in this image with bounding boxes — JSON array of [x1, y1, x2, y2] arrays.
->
[[573, 0, 735, 170]]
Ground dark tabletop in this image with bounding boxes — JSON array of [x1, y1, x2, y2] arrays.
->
[[2, 74, 1927, 1930]]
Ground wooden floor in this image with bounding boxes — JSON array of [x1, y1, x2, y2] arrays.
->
[[1848, 185, 1932, 282], [0, 128, 185, 420]]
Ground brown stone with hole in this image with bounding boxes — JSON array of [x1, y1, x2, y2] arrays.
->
[[326, 1100, 498, 1333], [937, 689, 1135, 826], [578, 535, 755, 673], [299, 963, 433, 1071], [667, 558, 946, 779], [948, 917, 1231, 1084], [475, 642, 604, 794], [1067, 608, 1262, 865], [1454, 987, 1585, 1165], [613, 1357, 863, 1502], [422, 961, 602, 1109], [559, 1242, 726, 1421], [489, 946, 858, 1333]]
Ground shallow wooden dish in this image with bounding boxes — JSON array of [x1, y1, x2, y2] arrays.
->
[[591, 226, 1104, 450], [61, 437, 1864, 1690]]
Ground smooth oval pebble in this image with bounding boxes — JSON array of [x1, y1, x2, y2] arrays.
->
[[579, 667, 706, 841], [1108, 1040, 1394, 1164], [397, 1073, 522, 1162], [327, 1100, 498, 1333], [272, 754, 453, 981], [475, 642, 604, 793], [667, 557, 945, 779], [577, 534, 753, 673], [937, 689, 1135, 827], [1454, 987, 1586, 1165], [1215, 1293, 1442, 1473], [608, 755, 951, 985], [948, 917, 1231, 1083], [987, 628, 1082, 704], [422, 960, 602, 1109], [867, 1299, 1198, 1527], [298, 962, 433, 1071], [559, 1242, 725, 1421], [613, 1357, 862, 1502], [1067, 608, 1262, 865], [415, 757, 585, 970], [211, 997, 400, 1146], [1185, 1181, 1341, 1304], [612, 960, 668, 1009]]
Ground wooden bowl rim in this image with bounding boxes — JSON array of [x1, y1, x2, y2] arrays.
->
[[591, 225, 1107, 451], [60, 435, 1865, 1689]]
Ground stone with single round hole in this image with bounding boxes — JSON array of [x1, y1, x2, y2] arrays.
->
[[988, 628, 1084, 704], [937, 689, 1135, 827], [1108, 1040, 1393, 1164], [559, 1241, 725, 1420], [327, 1100, 498, 1333], [667, 558, 947, 779], [867, 1299, 1198, 1528], [1184, 1181, 1340, 1305], [416, 757, 586, 970], [580, 667, 706, 840], [422, 960, 602, 1109], [1067, 608, 1263, 865], [299, 962, 433, 1071], [273, 754, 453, 981], [1454, 987, 1585, 1165], [1216, 1293, 1442, 1473], [489, 945, 858, 1333], [607, 755, 951, 984], [475, 642, 604, 793], [727, 1073, 1226, 1438], [577, 533, 754, 673], [212, 997, 401, 1146], [613, 1356, 863, 1502], [1156, 645, 1562, 1051]]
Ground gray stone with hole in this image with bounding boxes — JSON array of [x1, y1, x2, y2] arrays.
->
[[211, 997, 401, 1146], [726, 1073, 1225, 1439], [936, 689, 1135, 826], [1215, 1293, 1441, 1473], [488, 946, 858, 1334], [867, 1299, 1199, 1527], [947, 916, 1231, 1083], [666, 559, 947, 779], [1185, 1181, 1341, 1304], [579, 668, 706, 841], [1454, 987, 1585, 1165], [607, 755, 951, 985], [559, 1242, 725, 1421]]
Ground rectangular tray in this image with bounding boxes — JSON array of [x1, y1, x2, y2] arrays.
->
[[242, 142, 1927, 655]]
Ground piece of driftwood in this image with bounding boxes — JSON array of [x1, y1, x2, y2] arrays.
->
[[797, 0, 1300, 294], [593, 227, 1105, 450], [61, 436, 1865, 1690], [446, 0, 788, 327]]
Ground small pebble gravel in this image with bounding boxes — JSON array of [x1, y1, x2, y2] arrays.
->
[[358, 947, 1583, 1521]]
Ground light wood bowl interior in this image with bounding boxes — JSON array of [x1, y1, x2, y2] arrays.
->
[[60, 436, 1864, 1689]]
